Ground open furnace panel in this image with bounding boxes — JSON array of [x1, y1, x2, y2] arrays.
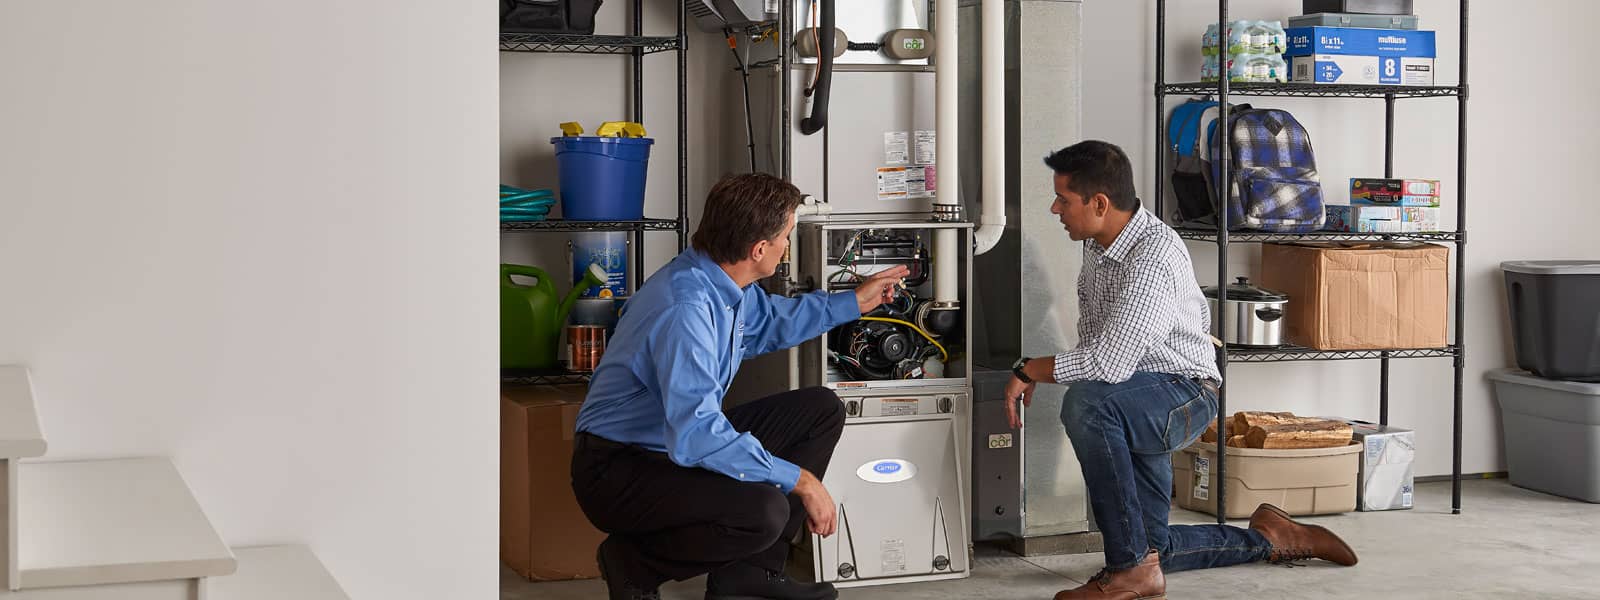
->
[[797, 219, 971, 390]]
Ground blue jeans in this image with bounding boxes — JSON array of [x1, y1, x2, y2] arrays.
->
[[1060, 371, 1271, 573]]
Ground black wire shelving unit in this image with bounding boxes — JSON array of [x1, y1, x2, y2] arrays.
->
[[1174, 229, 1461, 244], [502, 367, 593, 386], [499, 2, 691, 389], [499, 218, 680, 233], [499, 33, 681, 54], [1154, 0, 1470, 520]]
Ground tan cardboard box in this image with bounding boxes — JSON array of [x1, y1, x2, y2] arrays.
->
[[1259, 242, 1449, 350], [501, 384, 605, 581]]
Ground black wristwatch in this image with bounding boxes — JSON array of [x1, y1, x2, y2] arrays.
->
[[1011, 357, 1034, 384]]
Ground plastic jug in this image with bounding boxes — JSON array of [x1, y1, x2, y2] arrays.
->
[[501, 263, 607, 369]]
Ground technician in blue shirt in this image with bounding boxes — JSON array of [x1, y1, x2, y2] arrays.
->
[[571, 173, 908, 600]]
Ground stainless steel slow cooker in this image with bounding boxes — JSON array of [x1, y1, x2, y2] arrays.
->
[[1202, 277, 1288, 347]]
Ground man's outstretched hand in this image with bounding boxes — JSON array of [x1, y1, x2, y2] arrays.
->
[[854, 265, 912, 314]]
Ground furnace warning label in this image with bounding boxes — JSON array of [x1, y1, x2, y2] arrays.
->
[[881, 539, 907, 574], [884, 131, 909, 165], [880, 398, 920, 417], [878, 166, 935, 201]]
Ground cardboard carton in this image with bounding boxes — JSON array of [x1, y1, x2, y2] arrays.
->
[[502, 384, 605, 581], [1259, 243, 1449, 350], [1321, 418, 1416, 511]]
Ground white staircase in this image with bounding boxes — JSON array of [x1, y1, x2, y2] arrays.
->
[[0, 367, 348, 599]]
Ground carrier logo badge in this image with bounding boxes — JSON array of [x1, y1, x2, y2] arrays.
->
[[857, 459, 917, 483]]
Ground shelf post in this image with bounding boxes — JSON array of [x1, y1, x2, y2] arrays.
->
[[1452, 0, 1470, 516], [1154, 0, 1167, 220], [1213, 0, 1231, 526]]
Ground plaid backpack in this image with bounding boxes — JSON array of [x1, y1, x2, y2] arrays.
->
[[1211, 108, 1325, 232]]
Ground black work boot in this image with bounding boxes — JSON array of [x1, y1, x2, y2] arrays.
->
[[704, 561, 837, 600], [596, 537, 661, 600]]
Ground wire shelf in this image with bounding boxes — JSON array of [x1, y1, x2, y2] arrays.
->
[[499, 33, 681, 54], [1228, 345, 1459, 363], [502, 367, 592, 386], [1162, 82, 1462, 99], [501, 218, 680, 233], [1175, 229, 1461, 244]]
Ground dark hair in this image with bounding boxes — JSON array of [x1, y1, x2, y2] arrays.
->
[[1043, 140, 1139, 212], [692, 173, 803, 264]]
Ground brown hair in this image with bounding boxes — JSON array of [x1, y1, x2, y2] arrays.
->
[[692, 173, 803, 264]]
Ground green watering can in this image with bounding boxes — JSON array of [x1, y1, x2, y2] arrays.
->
[[501, 263, 607, 369]]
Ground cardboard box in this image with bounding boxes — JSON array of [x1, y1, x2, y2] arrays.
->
[[502, 384, 605, 581], [1350, 178, 1441, 206], [1259, 243, 1449, 350], [1172, 441, 1361, 519], [1321, 418, 1416, 511], [1324, 205, 1440, 233], [1290, 55, 1435, 86]]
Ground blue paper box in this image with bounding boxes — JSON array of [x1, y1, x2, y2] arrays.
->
[[1285, 27, 1436, 58]]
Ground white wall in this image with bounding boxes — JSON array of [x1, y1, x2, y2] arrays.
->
[[1081, 0, 1600, 477], [0, 3, 497, 599]]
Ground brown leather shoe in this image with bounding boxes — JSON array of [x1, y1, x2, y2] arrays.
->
[[1053, 551, 1165, 600], [1249, 503, 1359, 566]]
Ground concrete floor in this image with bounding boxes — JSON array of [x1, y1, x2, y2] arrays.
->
[[503, 479, 1600, 599]]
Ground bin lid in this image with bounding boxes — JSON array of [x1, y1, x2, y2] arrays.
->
[[1486, 368, 1600, 395], [1501, 260, 1600, 275]]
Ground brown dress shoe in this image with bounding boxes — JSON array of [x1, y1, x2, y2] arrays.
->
[[1249, 503, 1359, 566], [1053, 551, 1165, 600]]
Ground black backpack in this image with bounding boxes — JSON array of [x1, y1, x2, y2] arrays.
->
[[501, 0, 604, 35]]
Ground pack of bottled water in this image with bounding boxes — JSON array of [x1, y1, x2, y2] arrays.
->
[[1201, 20, 1287, 83]]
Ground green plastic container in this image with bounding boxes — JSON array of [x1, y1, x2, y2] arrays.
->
[[501, 264, 606, 369]]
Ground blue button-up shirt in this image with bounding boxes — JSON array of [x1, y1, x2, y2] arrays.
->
[[574, 248, 860, 493]]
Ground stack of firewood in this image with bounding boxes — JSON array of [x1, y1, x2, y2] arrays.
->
[[1199, 411, 1353, 449]]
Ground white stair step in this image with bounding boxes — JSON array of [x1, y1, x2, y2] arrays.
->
[[17, 458, 235, 589], [200, 546, 347, 600], [0, 368, 46, 459]]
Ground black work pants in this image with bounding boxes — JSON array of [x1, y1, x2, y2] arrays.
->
[[570, 387, 846, 587]]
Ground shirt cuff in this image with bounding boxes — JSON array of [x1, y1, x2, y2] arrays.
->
[[826, 290, 862, 325], [770, 458, 803, 494], [1052, 351, 1083, 384]]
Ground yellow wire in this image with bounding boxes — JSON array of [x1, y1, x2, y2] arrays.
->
[[857, 317, 949, 363]]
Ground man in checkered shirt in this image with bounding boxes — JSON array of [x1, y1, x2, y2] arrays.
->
[[1005, 141, 1357, 600]]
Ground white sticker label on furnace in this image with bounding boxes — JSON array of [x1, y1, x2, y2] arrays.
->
[[884, 131, 909, 165], [878, 167, 909, 200], [906, 166, 932, 199], [881, 398, 920, 417], [988, 433, 1013, 449], [1192, 455, 1211, 500], [914, 130, 936, 165], [881, 539, 907, 574]]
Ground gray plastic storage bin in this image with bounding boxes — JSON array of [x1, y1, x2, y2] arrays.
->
[[1303, 0, 1414, 15], [1289, 13, 1419, 30], [1502, 261, 1600, 382], [1487, 369, 1600, 503]]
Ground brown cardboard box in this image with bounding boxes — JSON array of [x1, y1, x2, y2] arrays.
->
[[1259, 242, 1449, 350], [501, 384, 604, 581]]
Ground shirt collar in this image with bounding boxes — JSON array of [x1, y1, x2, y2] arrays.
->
[[1093, 205, 1149, 264], [686, 248, 746, 309]]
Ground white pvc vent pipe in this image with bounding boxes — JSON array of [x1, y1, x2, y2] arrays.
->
[[972, 0, 1006, 256]]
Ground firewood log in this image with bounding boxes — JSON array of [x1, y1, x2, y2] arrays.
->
[[1244, 422, 1353, 449], [1232, 411, 1305, 433]]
